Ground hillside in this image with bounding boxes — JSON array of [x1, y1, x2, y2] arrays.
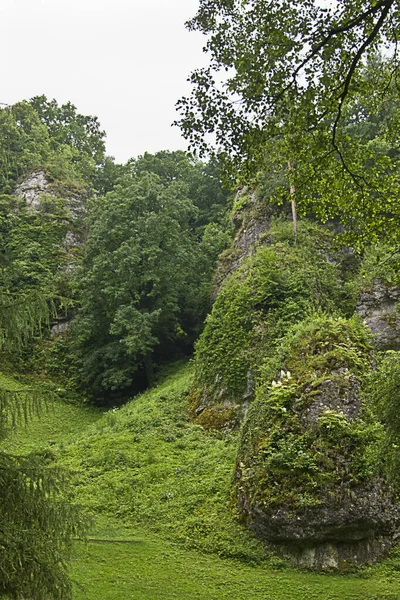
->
[[2, 364, 400, 599], [1, 92, 400, 598]]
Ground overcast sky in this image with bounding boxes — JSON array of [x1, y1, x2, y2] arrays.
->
[[0, 0, 206, 163]]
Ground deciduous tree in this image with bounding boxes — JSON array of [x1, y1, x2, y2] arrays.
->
[[177, 0, 400, 246]]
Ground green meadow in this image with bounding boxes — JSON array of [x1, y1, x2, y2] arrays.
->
[[2, 364, 400, 599]]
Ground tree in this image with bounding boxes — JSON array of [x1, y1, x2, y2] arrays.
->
[[0, 189, 86, 598], [0, 103, 51, 194], [0, 97, 108, 194], [177, 1, 400, 246], [130, 150, 231, 232], [0, 191, 75, 361], [71, 152, 230, 402], [0, 293, 85, 599], [29, 96, 105, 163], [72, 169, 196, 399]]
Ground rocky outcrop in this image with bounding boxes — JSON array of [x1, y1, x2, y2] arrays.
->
[[14, 170, 88, 336], [235, 316, 400, 568], [213, 188, 273, 296], [15, 171, 49, 210], [241, 477, 400, 569], [192, 187, 400, 567], [14, 170, 87, 249], [357, 280, 400, 350]]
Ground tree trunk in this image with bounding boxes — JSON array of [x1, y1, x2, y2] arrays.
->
[[288, 161, 297, 239]]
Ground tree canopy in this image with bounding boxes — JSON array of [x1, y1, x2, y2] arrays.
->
[[0, 97, 107, 194], [177, 0, 400, 246], [71, 151, 231, 402]]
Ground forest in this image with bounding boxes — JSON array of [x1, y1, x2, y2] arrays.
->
[[1, 1, 400, 599]]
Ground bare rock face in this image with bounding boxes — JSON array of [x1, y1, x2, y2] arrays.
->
[[244, 479, 400, 569], [213, 188, 272, 297], [14, 170, 87, 248], [14, 171, 49, 210], [235, 317, 400, 569], [357, 281, 400, 350], [14, 170, 88, 336]]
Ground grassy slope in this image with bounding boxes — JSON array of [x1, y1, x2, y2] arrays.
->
[[2, 364, 400, 599]]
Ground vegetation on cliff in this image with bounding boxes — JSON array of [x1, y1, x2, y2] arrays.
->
[[191, 220, 354, 427], [1, 22, 400, 588]]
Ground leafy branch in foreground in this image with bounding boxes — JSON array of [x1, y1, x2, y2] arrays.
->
[[0, 294, 86, 599], [177, 1, 400, 246], [0, 452, 86, 600]]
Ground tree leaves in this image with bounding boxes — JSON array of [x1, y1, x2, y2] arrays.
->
[[177, 0, 400, 246]]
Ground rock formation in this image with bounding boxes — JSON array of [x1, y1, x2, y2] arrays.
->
[[235, 316, 400, 568], [357, 281, 400, 350], [14, 170, 88, 335]]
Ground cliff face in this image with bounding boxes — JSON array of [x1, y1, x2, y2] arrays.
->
[[191, 195, 400, 568], [14, 170, 88, 335], [357, 281, 400, 350], [14, 170, 87, 248], [235, 316, 400, 568], [213, 188, 280, 297]]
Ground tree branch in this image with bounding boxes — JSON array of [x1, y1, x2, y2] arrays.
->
[[331, 0, 395, 149]]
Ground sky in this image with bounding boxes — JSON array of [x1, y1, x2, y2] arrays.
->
[[0, 0, 207, 163]]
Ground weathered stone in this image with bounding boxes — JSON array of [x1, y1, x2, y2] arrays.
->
[[357, 280, 400, 350], [14, 171, 87, 253], [278, 536, 395, 569], [50, 318, 71, 337], [235, 317, 400, 568], [301, 375, 361, 427], [14, 170, 48, 210], [213, 188, 272, 297], [244, 479, 400, 546]]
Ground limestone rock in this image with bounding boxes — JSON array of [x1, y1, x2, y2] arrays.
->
[[213, 188, 272, 296], [14, 170, 88, 336], [235, 316, 400, 568], [356, 280, 400, 350], [14, 170, 49, 210]]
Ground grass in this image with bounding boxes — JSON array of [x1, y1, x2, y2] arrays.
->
[[71, 536, 400, 600], [2, 362, 400, 599], [0, 371, 101, 453]]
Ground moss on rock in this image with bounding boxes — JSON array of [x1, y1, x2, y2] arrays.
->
[[191, 220, 353, 426], [234, 315, 400, 567]]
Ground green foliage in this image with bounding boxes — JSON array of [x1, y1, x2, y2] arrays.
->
[[71, 171, 195, 398], [0, 103, 50, 193], [0, 451, 85, 600], [71, 152, 231, 402], [178, 2, 400, 246], [356, 245, 400, 290], [193, 220, 351, 406], [237, 315, 377, 512], [0, 193, 75, 357], [366, 351, 400, 483], [28, 95, 107, 187], [0, 199, 86, 600], [29, 95, 106, 165], [0, 96, 108, 195], [52, 363, 267, 563], [70, 536, 400, 600], [0, 371, 88, 600], [130, 151, 232, 232], [4, 362, 400, 600]]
